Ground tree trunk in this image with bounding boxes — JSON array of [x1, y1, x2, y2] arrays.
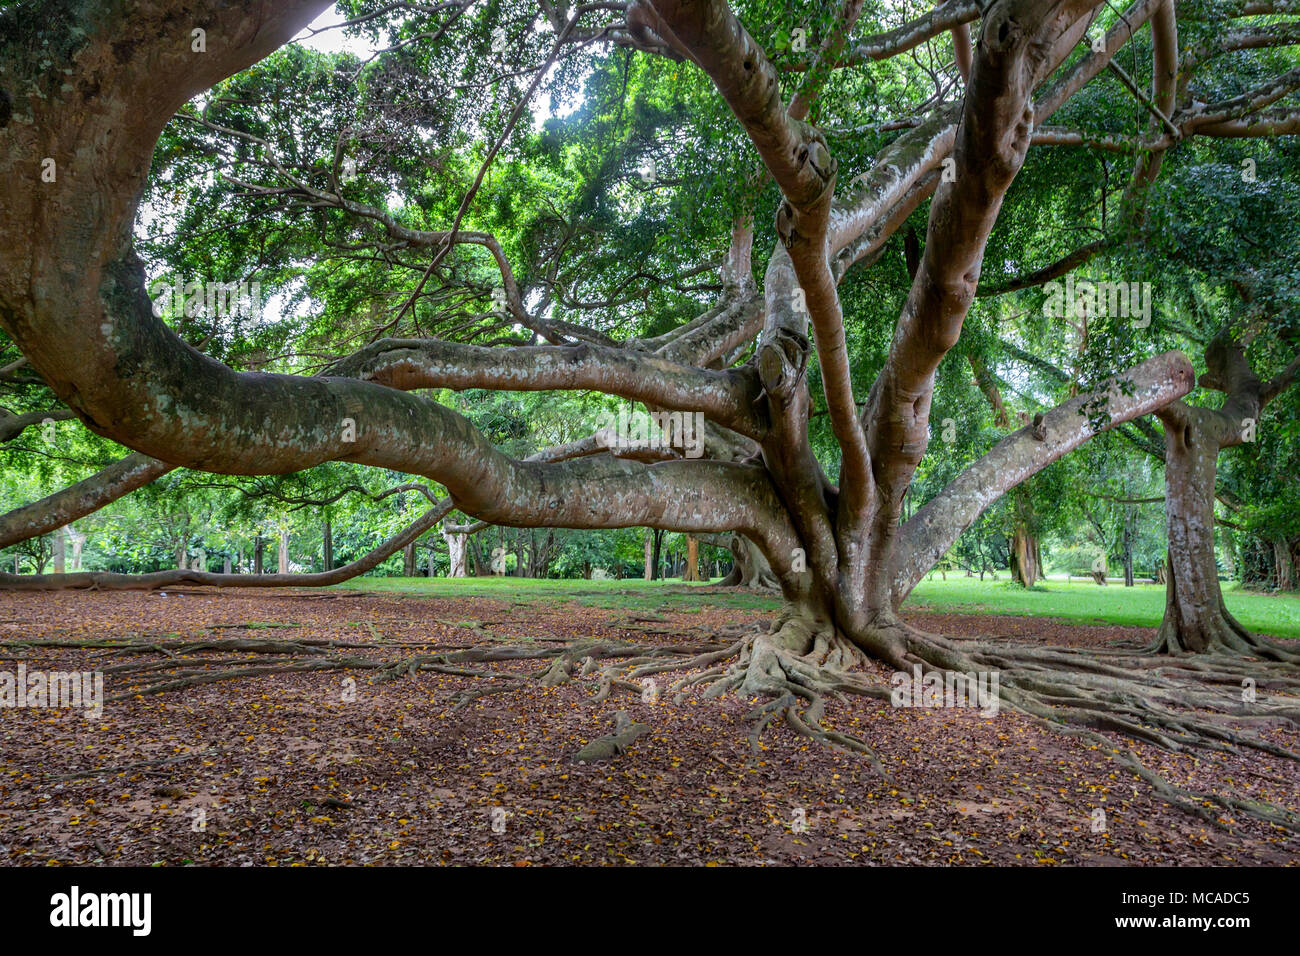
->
[[444, 530, 467, 577], [650, 529, 663, 581], [1008, 528, 1038, 587], [1154, 405, 1261, 654], [403, 541, 416, 576], [1275, 538, 1296, 591], [323, 517, 333, 572], [223, 554, 232, 574], [52, 526, 67, 574], [718, 532, 780, 589], [69, 528, 85, 571], [254, 535, 264, 575], [278, 529, 289, 574], [644, 530, 654, 581], [1122, 507, 1135, 588], [1149, 330, 1300, 661], [683, 535, 701, 582]]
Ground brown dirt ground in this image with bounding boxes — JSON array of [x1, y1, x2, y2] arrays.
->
[[0, 587, 1296, 866]]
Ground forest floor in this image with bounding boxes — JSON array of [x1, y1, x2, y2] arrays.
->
[[1, 584, 1297, 866]]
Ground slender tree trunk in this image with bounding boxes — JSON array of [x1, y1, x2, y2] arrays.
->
[[644, 530, 654, 581], [254, 535, 264, 575], [52, 526, 67, 574], [323, 517, 333, 572], [403, 541, 416, 576], [1122, 507, 1135, 588], [651, 529, 663, 582], [69, 528, 85, 571], [278, 530, 289, 574]]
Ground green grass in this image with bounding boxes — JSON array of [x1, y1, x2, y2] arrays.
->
[[333, 575, 778, 612], [335, 573, 1300, 639], [906, 575, 1300, 639]]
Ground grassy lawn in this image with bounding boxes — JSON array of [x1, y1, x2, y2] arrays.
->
[[335, 573, 1300, 639], [906, 575, 1300, 639]]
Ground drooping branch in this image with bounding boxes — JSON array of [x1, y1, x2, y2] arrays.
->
[[649, 0, 873, 541], [0, 499, 452, 591], [0, 453, 174, 550]]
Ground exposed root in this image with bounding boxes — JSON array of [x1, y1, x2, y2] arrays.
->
[[572, 711, 651, 763], [22, 609, 1300, 832]]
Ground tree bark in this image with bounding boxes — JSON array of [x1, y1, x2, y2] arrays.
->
[[444, 528, 468, 577], [683, 535, 701, 581], [1275, 538, 1296, 590], [718, 532, 780, 588]]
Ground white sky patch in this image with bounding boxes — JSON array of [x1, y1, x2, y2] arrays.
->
[[294, 6, 390, 58]]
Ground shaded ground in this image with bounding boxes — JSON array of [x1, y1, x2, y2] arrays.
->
[[0, 586, 1296, 866]]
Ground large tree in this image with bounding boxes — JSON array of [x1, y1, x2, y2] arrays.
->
[[3, 0, 1300, 824]]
